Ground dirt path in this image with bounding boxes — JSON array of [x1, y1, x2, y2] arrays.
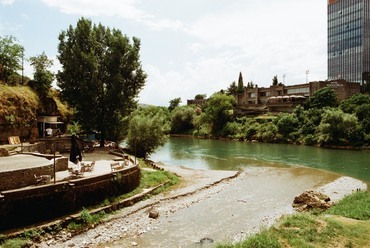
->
[[40, 165, 366, 248]]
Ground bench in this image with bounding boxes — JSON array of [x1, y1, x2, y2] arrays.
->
[[110, 162, 123, 171], [8, 136, 21, 145]]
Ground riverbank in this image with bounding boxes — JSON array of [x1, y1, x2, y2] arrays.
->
[[38, 164, 367, 247]]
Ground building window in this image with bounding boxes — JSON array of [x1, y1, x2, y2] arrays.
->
[[287, 87, 310, 94]]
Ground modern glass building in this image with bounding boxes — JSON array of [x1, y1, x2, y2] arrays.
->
[[328, 0, 370, 87]]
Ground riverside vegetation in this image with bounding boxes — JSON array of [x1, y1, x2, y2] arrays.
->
[[166, 88, 370, 149]]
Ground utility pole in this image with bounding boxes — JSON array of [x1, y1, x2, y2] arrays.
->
[[305, 70, 310, 83], [21, 48, 24, 85]]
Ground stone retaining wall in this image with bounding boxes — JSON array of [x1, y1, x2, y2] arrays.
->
[[0, 166, 140, 231], [0, 157, 68, 191]]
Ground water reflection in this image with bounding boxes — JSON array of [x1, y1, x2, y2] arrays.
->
[[150, 137, 370, 184]]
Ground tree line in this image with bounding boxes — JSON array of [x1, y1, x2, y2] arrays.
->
[[138, 86, 369, 157]]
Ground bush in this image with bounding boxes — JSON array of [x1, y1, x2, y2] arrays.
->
[[302, 134, 317, 146]]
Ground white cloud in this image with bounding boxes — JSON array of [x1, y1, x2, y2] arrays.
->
[[140, 53, 243, 106], [184, 0, 327, 86], [0, 0, 15, 5], [38, 0, 327, 106], [41, 0, 183, 31]]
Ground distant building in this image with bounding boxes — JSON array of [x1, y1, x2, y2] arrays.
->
[[187, 99, 207, 106], [327, 0, 370, 91], [235, 80, 361, 115]]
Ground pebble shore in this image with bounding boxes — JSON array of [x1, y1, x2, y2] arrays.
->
[[38, 165, 367, 248]]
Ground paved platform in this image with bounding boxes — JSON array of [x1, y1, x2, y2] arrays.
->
[[1, 151, 135, 184], [0, 154, 51, 172]]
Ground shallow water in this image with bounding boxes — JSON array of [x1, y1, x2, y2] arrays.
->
[[107, 167, 339, 247], [150, 137, 370, 184], [100, 138, 368, 247]]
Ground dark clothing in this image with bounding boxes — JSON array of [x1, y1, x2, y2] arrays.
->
[[69, 135, 82, 164]]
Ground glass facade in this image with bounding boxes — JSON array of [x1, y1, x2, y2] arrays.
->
[[328, 0, 370, 83]]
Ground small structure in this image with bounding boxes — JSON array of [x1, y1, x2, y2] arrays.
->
[[37, 116, 63, 138]]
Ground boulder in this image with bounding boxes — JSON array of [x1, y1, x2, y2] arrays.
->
[[293, 190, 333, 212], [148, 209, 159, 219]]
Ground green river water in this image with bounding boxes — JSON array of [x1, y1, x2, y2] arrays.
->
[[150, 137, 370, 185]]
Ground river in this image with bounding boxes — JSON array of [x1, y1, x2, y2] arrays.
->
[[150, 137, 370, 185]]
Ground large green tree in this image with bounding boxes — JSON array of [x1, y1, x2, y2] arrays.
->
[[305, 87, 338, 109], [168, 97, 181, 112], [318, 108, 362, 146], [0, 36, 24, 84], [29, 52, 54, 97], [57, 18, 146, 146], [204, 92, 236, 136]]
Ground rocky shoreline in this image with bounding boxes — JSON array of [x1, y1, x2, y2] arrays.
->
[[36, 165, 367, 248]]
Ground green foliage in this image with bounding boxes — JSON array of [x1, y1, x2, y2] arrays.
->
[[127, 106, 170, 158], [29, 52, 54, 97], [168, 97, 181, 111], [203, 93, 236, 136], [305, 87, 338, 109], [57, 17, 146, 146], [326, 191, 370, 220], [0, 238, 30, 248], [170, 105, 196, 134], [217, 229, 280, 248], [277, 214, 343, 247], [256, 122, 278, 142], [317, 108, 363, 146], [340, 94, 370, 114], [272, 75, 278, 86], [0, 35, 24, 84], [141, 169, 179, 188], [195, 94, 206, 100], [340, 94, 370, 135], [275, 113, 299, 141], [237, 72, 245, 94], [227, 81, 238, 96], [67, 121, 81, 135]]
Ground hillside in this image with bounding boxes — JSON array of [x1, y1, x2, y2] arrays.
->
[[0, 83, 72, 144]]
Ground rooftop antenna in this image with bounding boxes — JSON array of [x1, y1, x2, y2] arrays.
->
[[305, 70, 310, 83]]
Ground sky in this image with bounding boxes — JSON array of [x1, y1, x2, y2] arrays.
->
[[0, 0, 328, 106]]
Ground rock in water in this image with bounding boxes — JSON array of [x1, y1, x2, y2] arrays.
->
[[293, 190, 333, 212]]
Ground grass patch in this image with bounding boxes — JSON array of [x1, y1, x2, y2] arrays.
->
[[217, 229, 280, 248], [219, 191, 370, 248], [325, 191, 370, 220], [112, 161, 180, 202], [66, 209, 107, 232], [0, 238, 30, 248]]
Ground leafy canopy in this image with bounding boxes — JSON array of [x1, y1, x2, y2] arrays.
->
[[305, 87, 338, 109], [204, 92, 236, 136], [57, 17, 146, 145], [127, 106, 170, 158], [0, 36, 24, 85], [29, 52, 54, 97]]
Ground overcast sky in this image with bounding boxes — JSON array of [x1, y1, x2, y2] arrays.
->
[[0, 0, 328, 106]]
